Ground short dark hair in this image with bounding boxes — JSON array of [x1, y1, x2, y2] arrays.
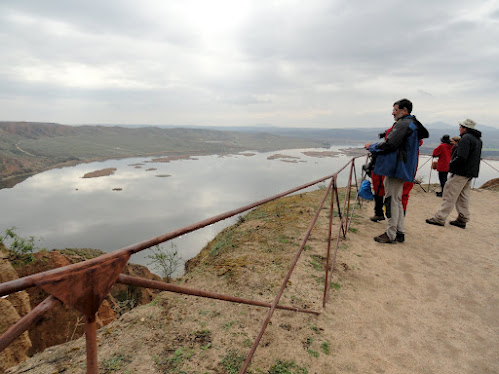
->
[[393, 98, 412, 113]]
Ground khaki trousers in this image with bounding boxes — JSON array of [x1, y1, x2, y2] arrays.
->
[[384, 176, 405, 240], [433, 174, 471, 223]]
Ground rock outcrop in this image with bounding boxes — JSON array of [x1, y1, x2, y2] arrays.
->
[[0, 247, 161, 372], [480, 177, 499, 190], [0, 246, 32, 373]]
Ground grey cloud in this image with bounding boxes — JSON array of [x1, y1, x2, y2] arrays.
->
[[0, 0, 498, 127]]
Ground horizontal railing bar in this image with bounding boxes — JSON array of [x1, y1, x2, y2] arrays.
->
[[0, 157, 362, 297], [117, 274, 320, 315], [0, 295, 59, 353]]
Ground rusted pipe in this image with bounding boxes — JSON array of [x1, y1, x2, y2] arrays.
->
[[118, 168, 351, 257], [323, 197, 346, 306], [428, 156, 434, 192], [0, 161, 361, 298], [323, 177, 336, 307], [239, 177, 334, 374], [323, 160, 361, 306], [345, 162, 361, 233], [0, 295, 59, 353], [0, 277, 36, 298], [333, 182, 346, 238], [116, 274, 319, 315], [416, 155, 432, 172], [342, 161, 354, 234], [85, 314, 98, 374], [481, 159, 499, 173]]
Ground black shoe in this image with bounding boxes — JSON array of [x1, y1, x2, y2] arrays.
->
[[374, 232, 396, 244], [426, 218, 445, 227], [370, 215, 385, 222], [436, 192, 442, 197], [449, 220, 466, 229], [396, 231, 405, 243]]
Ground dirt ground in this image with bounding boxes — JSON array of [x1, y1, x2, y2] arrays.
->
[[5, 185, 498, 374], [322, 186, 499, 373]]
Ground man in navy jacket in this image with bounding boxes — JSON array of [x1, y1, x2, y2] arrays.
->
[[426, 119, 482, 229], [365, 98, 429, 243]]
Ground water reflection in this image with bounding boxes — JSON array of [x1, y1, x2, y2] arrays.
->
[[1, 146, 498, 276]]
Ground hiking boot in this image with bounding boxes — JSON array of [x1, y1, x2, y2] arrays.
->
[[396, 231, 405, 243], [436, 191, 442, 197], [425, 218, 445, 227], [370, 215, 385, 222], [374, 232, 396, 244], [449, 219, 466, 229]]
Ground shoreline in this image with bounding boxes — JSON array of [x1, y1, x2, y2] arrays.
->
[[2, 146, 498, 189]]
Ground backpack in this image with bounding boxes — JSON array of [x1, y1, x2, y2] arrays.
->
[[358, 180, 374, 200]]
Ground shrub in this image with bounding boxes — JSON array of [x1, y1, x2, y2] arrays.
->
[[0, 227, 43, 264], [146, 243, 183, 282], [0, 227, 38, 255]]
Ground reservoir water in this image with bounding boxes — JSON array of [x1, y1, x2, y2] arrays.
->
[[1, 145, 498, 275]]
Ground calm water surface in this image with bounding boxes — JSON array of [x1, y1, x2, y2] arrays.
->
[[1, 146, 497, 275]]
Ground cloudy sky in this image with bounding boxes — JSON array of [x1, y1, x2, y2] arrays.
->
[[1, 0, 498, 128]]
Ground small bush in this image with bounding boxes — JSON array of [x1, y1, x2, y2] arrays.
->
[[1, 227, 43, 265], [0, 227, 39, 255], [146, 243, 183, 282]]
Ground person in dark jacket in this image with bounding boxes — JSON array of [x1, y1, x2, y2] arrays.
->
[[365, 98, 429, 244], [370, 126, 422, 222], [432, 134, 453, 197], [426, 119, 482, 229]]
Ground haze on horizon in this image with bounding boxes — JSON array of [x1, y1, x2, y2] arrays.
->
[[1, 1, 499, 129]]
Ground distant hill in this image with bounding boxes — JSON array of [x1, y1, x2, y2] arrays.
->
[[205, 122, 499, 158], [163, 122, 499, 149], [0, 122, 325, 188]]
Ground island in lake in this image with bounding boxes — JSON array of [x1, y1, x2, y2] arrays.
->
[[82, 168, 117, 178]]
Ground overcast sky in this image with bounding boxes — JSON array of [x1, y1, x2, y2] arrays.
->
[[1, 0, 498, 129]]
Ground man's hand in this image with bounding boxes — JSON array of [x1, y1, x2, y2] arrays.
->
[[364, 143, 371, 150]]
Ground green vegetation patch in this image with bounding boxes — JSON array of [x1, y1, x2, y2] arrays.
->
[[154, 347, 195, 374], [268, 360, 308, 374], [320, 341, 331, 355], [101, 353, 132, 373], [220, 350, 246, 374]]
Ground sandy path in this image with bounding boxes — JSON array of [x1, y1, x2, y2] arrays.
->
[[323, 186, 499, 373]]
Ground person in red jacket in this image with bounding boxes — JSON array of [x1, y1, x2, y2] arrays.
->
[[432, 134, 453, 197]]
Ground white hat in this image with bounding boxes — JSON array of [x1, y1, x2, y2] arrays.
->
[[459, 118, 476, 129]]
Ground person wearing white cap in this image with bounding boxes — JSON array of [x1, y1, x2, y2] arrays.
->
[[426, 118, 482, 229]]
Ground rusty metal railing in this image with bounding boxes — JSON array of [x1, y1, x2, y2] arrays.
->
[[0, 155, 365, 374]]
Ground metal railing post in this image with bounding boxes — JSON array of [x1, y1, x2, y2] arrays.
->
[[323, 177, 336, 307], [238, 177, 334, 374], [85, 314, 98, 374]]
